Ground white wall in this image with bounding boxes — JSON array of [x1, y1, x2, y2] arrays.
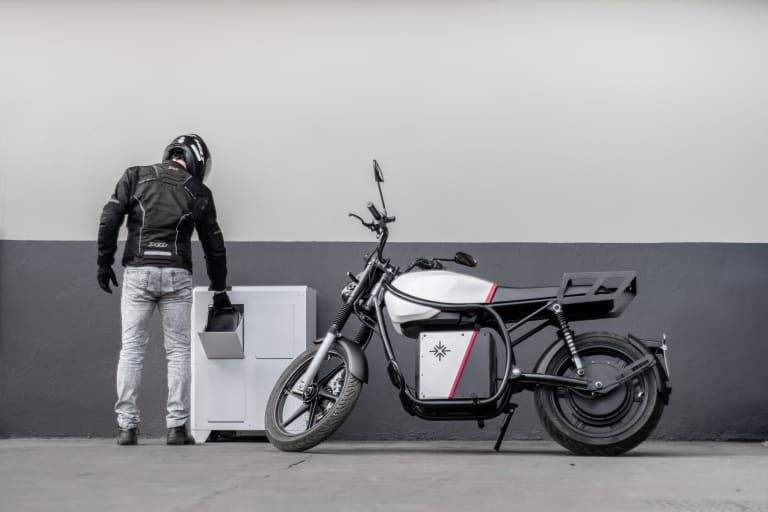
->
[[1, 1, 767, 242]]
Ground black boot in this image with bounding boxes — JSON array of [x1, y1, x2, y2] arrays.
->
[[117, 427, 138, 446], [166, 426, 195, 445]]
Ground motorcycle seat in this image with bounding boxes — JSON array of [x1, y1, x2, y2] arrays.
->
[[491, 285, 592, 303]]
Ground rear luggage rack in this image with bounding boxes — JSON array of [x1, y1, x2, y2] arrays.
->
[[555, 271, 637, 319], [558, 271, 636, 304]]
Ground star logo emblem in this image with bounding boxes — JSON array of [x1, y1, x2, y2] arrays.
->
[[430, 342, 451, 361]]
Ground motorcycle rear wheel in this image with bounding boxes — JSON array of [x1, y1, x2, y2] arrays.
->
[[534, 332, 665, 456], [265, 346, 362, 452]]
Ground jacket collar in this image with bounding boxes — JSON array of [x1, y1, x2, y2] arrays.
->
[[163, 161, 189, 174]]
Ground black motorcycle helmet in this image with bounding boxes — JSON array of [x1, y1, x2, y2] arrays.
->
[[162, 133, 212, 182]]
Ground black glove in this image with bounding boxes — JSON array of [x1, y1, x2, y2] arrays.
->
[[212, 291, 233, 312], [97, 266, 118, 294]]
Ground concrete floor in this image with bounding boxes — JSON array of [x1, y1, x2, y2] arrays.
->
[[1, 439, 767, 512]]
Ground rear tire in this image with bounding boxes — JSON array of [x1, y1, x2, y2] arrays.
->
[[534, 332, 665, 456], [265, 346, 362, 452]]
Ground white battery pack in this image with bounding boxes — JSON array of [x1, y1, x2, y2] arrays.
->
[[418, 331, 475, 399], [417, 329, 497, 400]]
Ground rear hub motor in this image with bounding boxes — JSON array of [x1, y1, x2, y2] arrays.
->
[[568, 357, 634, 427]]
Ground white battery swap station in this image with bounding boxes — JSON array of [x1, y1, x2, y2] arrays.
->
[[191, 286, 316, 443]]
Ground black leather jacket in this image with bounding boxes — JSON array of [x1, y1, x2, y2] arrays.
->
[[97, 161, 227, 290]]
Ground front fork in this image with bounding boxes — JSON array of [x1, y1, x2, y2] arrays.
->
[[294, 303, 355, 393], [295, 328, 339, 393]]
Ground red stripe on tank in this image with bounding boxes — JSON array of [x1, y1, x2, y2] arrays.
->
[[485, 283, 498, 303]]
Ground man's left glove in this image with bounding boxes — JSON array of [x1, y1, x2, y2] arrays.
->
[[97, 266, 119, 294], [212, 291, 233, 312]]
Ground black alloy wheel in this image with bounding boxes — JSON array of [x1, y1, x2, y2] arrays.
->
[[265, 347, 362, 452]]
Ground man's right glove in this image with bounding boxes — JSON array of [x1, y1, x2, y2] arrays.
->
[[212, 291, 233, 312], [97, 266, 119, 294]]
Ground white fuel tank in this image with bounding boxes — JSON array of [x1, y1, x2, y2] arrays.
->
[[384, 270, 496, 335]]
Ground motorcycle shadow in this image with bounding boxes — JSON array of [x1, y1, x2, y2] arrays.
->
[[304, 441, 703, 458]]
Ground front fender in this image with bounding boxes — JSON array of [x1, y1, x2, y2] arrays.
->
[[314, 337, 369, 384]]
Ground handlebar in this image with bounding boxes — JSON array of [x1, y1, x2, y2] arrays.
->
[[349, 202, 396, 242], [354, 202, 395, 228], [367, 202, 382, 221], [406, 257, 444, 272]]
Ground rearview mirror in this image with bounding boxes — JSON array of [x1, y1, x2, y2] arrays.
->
[[373, 159, 385, 183], [454, 251, 477, 267]]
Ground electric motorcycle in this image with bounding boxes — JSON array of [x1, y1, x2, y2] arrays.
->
[[265, 161, 671, 455]]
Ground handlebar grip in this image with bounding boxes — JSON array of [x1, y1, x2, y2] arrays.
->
[[367, 201, 383, 221]]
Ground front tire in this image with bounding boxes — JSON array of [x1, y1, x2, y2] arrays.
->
[[534, 332, 665, 456], [265, 346, 362, 452]]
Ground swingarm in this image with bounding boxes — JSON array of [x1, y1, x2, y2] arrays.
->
[[517, 352, 658, 395]]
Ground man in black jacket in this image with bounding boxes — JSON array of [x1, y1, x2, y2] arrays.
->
[[97, 134, 231, 446]]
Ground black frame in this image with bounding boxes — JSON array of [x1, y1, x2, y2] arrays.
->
[[374, 274, 639, 422]]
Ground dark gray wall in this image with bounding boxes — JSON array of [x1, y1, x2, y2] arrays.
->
[[1, 241, 767, 440]]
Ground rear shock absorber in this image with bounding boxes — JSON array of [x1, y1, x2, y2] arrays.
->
[[551, 303, 585, 375]]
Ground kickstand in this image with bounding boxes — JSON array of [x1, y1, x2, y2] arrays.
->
[[493, 403, 518, 453]]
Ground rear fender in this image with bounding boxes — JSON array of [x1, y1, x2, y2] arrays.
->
[[533, 337, 566, 375], [627, 333, 672, 404]]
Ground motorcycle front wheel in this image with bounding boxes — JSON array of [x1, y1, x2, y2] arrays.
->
[[534, 332, 665, 456], [265, 346, 362, 452]]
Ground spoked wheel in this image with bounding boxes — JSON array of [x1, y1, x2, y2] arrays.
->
[[265, 346, 362, 452], [534, 332, 665, 456]]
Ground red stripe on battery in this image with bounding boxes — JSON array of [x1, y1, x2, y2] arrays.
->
[[485, 283, 498, 303], [449, 330, 479, 399]]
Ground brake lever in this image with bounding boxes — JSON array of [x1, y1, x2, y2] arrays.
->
[[348, 213, 377, 231]]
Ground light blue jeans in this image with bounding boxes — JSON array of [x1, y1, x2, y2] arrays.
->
[[115, 266, 192, 429]]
